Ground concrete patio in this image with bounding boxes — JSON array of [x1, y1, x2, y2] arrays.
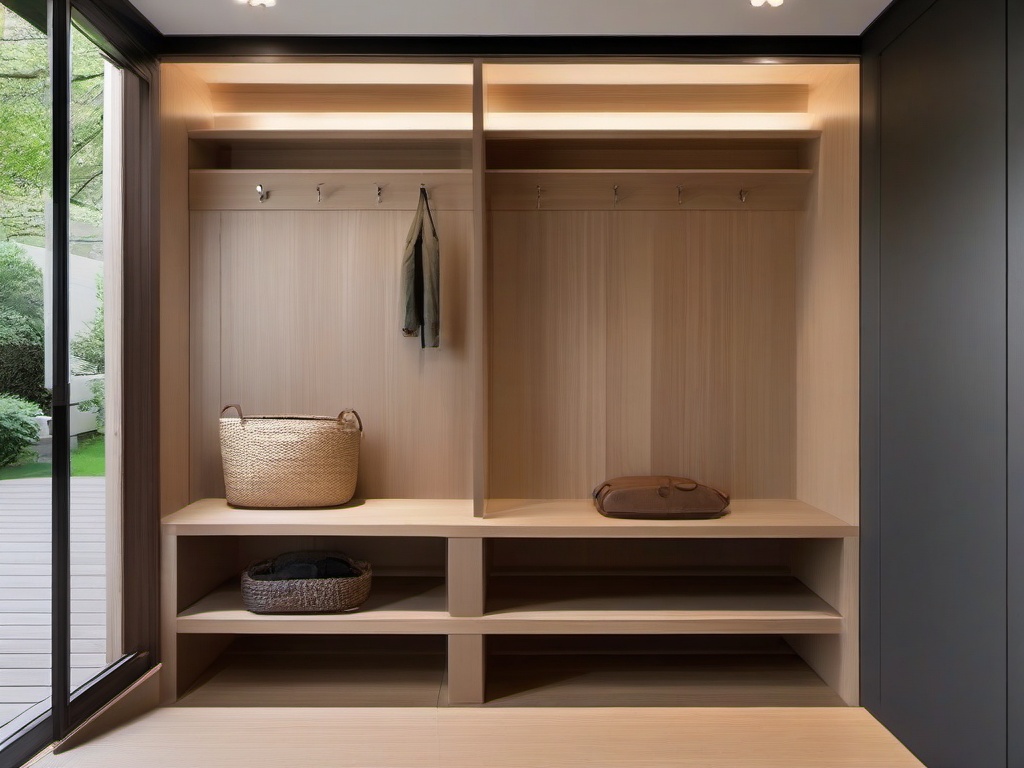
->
[[0, 477, 108, 744]]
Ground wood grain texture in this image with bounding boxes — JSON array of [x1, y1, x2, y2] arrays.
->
[[159, 64, 213, 518], [447, 635, 485, 705], [159, 534, 177, 704], [173, 573, 839, 636], [189, 213, 222, 500], [29, 706, 922, 767], [189, 209, 474, 500], [176, 652, 446, 708], [163, 497, 857, 538], [55, 665, 161, 753], [487, 84, 809, 114], [487, 170, 811, 211], [482, 653, 843, 708], [210, 84, 473, 115], [489, 210, 797, 500], [448, 538, 486, 617], [472, 60, 489, 515], [439, 708, 923, 766], [189, 170, 473, 211], [792, 64, 861, 707]]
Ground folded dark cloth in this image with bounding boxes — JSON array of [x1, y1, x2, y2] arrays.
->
[[250, 551, 362, 581]]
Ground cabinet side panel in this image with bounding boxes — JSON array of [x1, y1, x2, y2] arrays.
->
[[160, 64, 213, 516]]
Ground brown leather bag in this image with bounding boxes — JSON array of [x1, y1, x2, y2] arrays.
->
[[592, 476, 730, 520]]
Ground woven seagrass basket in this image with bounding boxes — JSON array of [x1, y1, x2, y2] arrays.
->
[[219, 405, 362, 508], [241, 553, 372, 614]]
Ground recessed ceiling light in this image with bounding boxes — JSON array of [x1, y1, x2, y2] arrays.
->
[[751, 0, 784, 6], [236, 0, 276, 7]]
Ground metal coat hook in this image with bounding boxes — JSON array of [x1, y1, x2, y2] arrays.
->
[[376, 185, 383, 205], [613, 185, 620, 207], [677, 185, 684, 206], [536, 185, 542, 210], [256, 184, 268, 203], [739, 189, 749, 204], [316, 183, 324, 204]]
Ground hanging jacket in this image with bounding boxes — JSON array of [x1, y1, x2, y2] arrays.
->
[[401, 187, 440, 348]]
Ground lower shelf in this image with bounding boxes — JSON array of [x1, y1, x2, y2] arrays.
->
[[175, 636, 842, 708], [476, 652, 843, 708]]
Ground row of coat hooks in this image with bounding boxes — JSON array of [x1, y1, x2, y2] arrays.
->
[[534, 184, 750, 209], [254, 183, 432, 204]]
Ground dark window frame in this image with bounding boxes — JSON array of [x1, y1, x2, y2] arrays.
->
[[0, 0, 159, 765]]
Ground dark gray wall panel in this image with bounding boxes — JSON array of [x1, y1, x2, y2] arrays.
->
[[1008, 1, 1024, 764], [877, 0, 1007, 765]]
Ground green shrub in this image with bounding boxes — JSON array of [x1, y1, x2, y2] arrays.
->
[[78, 378, 105, 434], [71, 276, 103, 375], [0, 307, 49, 410], [0, 393, 42, 467], [0, 242, 44, 333]]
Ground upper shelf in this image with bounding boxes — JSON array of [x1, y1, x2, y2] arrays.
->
[[162, 498, 857, 538], [189, 128, 473, 142]]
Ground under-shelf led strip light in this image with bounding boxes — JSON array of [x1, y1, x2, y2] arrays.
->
[[751, 0, 784, 6]]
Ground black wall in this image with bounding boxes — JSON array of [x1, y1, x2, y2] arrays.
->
[[862, 0, 1011, 765]]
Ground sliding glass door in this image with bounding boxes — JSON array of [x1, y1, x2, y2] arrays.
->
[[0, 1, 54, 752], [0, 2, 143, 765]]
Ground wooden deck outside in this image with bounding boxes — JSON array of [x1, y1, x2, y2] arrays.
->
[[0, 477, 108, 745]]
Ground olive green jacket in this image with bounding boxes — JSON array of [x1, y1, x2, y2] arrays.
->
[[401, 187, 440, 348]]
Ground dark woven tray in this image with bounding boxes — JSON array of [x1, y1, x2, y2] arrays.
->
[[240, 552, 372, 614]]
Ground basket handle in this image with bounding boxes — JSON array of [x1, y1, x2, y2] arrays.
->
[[338, 409, 363, 432], [221, 404, 244, 420]]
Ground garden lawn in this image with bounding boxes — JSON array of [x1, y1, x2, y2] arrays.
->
[[0, 435, 105, 480]]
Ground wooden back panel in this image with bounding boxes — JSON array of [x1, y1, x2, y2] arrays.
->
[[488, 209, 797, 500], [189, 208, 475, 500]]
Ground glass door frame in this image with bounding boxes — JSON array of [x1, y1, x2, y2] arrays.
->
[[0, 1, 158, 765]]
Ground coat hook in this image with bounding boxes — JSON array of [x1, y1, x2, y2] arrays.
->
[[613, 184, 619, 207], [256, 184, 267, 203], [739, 189, 749, 204], [376, 185, 383, 205], [316, 183, 324, 204], [676, 185, 684, 206], [536, 185, 542, 210], [420, 183, 430, 201]]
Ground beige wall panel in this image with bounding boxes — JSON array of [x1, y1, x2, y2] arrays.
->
[[605, 212, 654, 477], [489, 210, 797, 500], [796, 66, 860, 525], [159, 64, 214, 517], [792, 63, 861, 706], [189, 212, 223, 499], [489, 212, 610, 498], [728, 212, 798, 496], [190, 209, 473, 500]]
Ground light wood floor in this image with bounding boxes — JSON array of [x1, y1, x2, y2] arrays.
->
[[28, 706, 924, 767], [0, 478, 108, 743]]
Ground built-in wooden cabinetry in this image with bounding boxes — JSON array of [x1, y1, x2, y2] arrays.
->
[[159, 60, 859, 709]]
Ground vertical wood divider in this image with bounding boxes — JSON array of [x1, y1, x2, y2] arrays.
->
[[159, 532, 178, 704], [471, 60, 489, 517], [448, 634, 486, 705], [448, 538, 487, 617]]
